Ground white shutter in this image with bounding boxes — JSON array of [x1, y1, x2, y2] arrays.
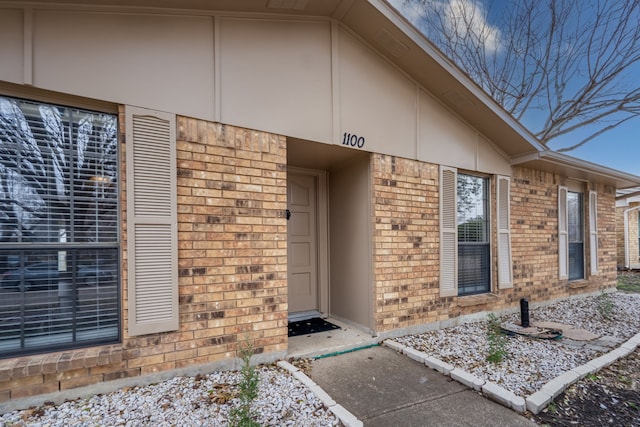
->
[[558, 186, 569, 280], [126, 106, 178, 336], [440, 166, 457, 297], [589, 191, 598, 275], [497, 176, 513, 289]]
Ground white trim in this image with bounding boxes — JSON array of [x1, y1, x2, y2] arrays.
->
[[23, 8, 33, 85], [331, 20, 341, 145], [213, 15, 221, 123]]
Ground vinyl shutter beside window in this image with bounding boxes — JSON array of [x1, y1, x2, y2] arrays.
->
[[126, 106, 178, 336], [440, 166, 457, 297], [497, 176, 513, 288], [558, 185, 569, 280], [589, 191, 598, 275]]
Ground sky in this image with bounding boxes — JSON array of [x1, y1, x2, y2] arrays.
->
[[388, 0, 640, 177]]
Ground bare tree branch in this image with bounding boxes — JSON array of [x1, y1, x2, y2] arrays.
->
[[396, 0, 640, 151]]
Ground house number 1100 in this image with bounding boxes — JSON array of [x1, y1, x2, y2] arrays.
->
[[342, 132, 365, 148]]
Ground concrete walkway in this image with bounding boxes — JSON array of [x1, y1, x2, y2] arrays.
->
[[310, 345, 536, 426]]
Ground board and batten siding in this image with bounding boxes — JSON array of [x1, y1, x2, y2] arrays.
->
[[0, 6, 510, 177]]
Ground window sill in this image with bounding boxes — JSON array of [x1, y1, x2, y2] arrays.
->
[[457, 293, 498, 307], [568, 280, 589, 289], [0, 344, 123, 381]]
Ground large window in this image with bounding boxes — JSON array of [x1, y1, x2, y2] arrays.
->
[[0, 95, 119, 358], [457, 174, 490, 295]]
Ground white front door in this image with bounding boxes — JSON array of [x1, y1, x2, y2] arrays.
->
[[287, 173, 318, 313]]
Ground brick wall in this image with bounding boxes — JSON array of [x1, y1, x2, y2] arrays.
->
[[371, 154, 442, 332], [0, 115, 288, 403], [629, 209, 639, 266], [171, 116, 288, 362], [616, 206, 626, 267], [370, 158, 617, 333], [510, 166, 616, 302], [1, 127, 619, 404], [616, 203, 640, 268]]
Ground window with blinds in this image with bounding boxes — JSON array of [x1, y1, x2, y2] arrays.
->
[[457, 173, 490, 296], [0, 95, 120, 358]]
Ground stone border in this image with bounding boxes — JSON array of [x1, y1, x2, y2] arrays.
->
[[383, 332, 640, 415], [276, 360, 363, 427], [525, 332, 640, 414]]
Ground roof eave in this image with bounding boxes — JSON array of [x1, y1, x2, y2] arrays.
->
[[512, 151, 640, 189]]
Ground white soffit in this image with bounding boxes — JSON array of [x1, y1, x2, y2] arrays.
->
[[512, 151, 640, 189]]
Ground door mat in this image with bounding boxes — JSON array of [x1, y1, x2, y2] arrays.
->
[[288, 317, 341, 337]]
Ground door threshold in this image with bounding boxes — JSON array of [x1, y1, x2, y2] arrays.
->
[[288, 310, 322, 322]]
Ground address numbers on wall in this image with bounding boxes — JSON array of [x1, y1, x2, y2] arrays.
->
[[342, 132, 365, 148]]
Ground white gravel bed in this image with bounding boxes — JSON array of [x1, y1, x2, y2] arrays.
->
[[393, 292, 640, 397], [0, 365, 340, 427]]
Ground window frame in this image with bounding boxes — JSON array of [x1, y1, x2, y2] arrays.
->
[[0, 93, 121, 358], [439, 166, 506, 298], [457, 172, 491, 296], [567, 190, 585, 281], [559, 182, 596, 282]]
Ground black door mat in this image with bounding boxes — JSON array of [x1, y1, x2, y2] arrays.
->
[[288, 317, 341, 337]]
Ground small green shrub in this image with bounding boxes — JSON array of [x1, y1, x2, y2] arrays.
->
[[486, 313, 508, 363], [595, 291, 614, 320], [229, 340, 261, 427]]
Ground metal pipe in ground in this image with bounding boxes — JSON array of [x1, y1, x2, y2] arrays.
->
[[520, 298, 530, 328]]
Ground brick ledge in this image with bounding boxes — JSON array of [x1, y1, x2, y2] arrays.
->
[[568, 280, 589, 289], [0, 344, 123, 381], [457, 293, 499, 307]]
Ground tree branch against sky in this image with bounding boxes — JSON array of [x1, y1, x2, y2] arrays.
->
[[392, 0, 640, 152]]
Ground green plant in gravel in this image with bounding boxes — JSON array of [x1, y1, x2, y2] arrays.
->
[[229, 340, 261, 427], [486, 313, 509, 363], [595, 291, 614, 320], [618, 374, 632, 385], [546, 400, 558, 415]]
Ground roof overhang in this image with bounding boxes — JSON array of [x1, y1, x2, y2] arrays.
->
[[512, 151, 640, 190], [4, 0, 545, 158]]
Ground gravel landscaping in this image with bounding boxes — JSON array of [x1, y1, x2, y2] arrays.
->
[[392, 289, 640, 425], [0, 367, 341, 427], [393, 291, 640, 398], [1, 285, 639, 426]]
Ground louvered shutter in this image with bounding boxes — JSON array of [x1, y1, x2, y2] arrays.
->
[[589, 191, 598, 275], [497, 176, 513, 288], [440, 166, 457, 297], [126, 106, 178, 336], [558, 186, 569, 280]]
